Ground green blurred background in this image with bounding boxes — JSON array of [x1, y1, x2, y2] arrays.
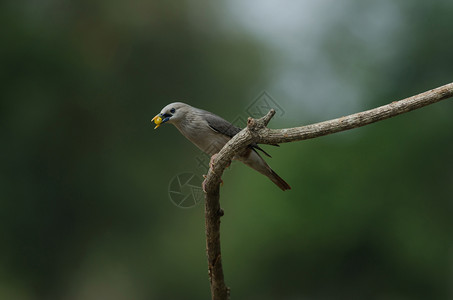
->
[[1, 1, 452, 299]]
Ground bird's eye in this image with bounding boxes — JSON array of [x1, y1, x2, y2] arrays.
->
[[170, 108, 176, 114]]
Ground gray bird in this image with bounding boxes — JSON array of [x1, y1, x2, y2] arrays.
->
[[152, 102, 291, 191]]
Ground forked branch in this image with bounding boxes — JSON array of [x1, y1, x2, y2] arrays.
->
[[203, 82, 453, 300]]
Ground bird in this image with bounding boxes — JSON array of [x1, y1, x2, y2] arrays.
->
[[151, 102, 291, 191]]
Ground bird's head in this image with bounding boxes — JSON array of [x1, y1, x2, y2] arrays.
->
[[151, 102, 191, 129]]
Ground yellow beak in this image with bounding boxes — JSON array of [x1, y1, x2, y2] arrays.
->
[[151, 115, 163, 129]]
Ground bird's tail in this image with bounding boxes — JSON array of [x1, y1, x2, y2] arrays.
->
[[239, 149, 291, 191], [268, 169, 291, 191]]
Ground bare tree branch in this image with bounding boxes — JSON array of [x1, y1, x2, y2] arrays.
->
[[203, 82, 453, 300], [204, 183, 229, 300]]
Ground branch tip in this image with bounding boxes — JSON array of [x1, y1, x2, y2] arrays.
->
[[246, 117, 255, 128], [262, 109, 276, 126]]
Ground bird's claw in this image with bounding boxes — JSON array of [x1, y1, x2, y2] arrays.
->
[[209, 153, 218, 170], [202, 154, 224, 193], [202, 175, 207, 193], [202, 174, 223, 193]]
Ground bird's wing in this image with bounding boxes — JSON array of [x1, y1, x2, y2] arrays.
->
[[203, 110, 280, 157], [204, 111, 242, 137]]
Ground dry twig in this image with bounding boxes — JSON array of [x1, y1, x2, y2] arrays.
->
[[203, 82, 453, 300]]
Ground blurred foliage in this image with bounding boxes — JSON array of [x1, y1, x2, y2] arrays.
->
[[1, 1, 452, 300]]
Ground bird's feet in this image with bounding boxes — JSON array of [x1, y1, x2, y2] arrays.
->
[[210, 153, 232, 169], [202, 153, 225, 193], [209, 153, 218, 170], [202, 175, 208, 193], [202, 174, 223, 193]]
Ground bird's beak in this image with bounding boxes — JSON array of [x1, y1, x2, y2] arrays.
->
[[151, 114, 170, 129], [151, 115, 162, 129]]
